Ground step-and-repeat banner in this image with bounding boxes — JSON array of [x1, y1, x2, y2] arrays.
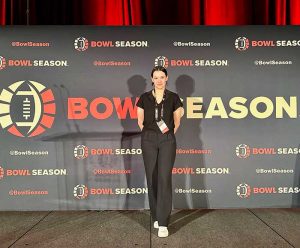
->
[[0, 26, 299, 210]]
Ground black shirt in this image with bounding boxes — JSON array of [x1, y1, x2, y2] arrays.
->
[[136, 89, 183, 133]]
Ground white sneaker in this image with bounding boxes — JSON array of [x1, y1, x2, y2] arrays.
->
[[154, 221, 159, 229], [158, 226, 169, 238]]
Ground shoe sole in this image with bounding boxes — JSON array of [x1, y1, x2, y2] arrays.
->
[[158, 228, 169, 238], [158, 233, 169, 238]]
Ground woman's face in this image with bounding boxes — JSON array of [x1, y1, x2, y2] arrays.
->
[[152, 70, 168, 90]]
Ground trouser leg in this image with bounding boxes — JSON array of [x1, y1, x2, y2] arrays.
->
[[141, 133, 158, 221], [157, 134, 176, 226]]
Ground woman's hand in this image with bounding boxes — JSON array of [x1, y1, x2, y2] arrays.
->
[[137, 107, 144, 131], [174, 107, 183, 133]]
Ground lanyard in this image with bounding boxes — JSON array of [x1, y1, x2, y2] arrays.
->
[[153, 89, 166, 121]]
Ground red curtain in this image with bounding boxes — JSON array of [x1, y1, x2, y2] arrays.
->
[[83, 0, 300, 25], [83, 0, 143, 25], [290, 0, 300, 24], [0, 0, 5, 25], [204, 0, 252, 25], [1, 0, 300, 25]]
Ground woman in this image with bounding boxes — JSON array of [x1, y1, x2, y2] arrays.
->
[[136, 66, 184, 238]]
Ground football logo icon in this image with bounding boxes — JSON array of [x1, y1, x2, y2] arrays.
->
[[0, 80, 56, 137], [74, 37, 89, 51], [73, 184, 89, 199], [0, 166, 4, 180], [236, 144, 251, 158], [235, 37, 250, 51], [236, 183, 251, 198], [74, 145, 89, 159], [0, 56, 6, 70], [154, 56, 169, 68]]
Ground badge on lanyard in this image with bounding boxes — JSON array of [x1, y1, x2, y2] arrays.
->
[[157, 119, 169, 133], [154, 90, 169, 134]]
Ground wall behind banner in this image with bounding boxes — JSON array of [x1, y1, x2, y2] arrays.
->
[[0, 26, 299, 210]]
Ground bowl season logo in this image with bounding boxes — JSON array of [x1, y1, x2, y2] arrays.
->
[[236, 183, 251, 198], [235, 37, 250, 51], [154, 56, 169, 68], [74, 37, 89, 51], [0, 80, 56, 137], [0, 56, 6, 70], [73, 184, 89, 199], [74, 145, 89, 159], [0, 166, 4, 180], [236, 144, 251, 158]]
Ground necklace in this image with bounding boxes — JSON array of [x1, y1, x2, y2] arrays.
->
[[153, 89, 166, 121]]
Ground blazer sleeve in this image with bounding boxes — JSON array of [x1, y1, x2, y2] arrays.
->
[[173, 93, 183, 112], [136, 94, 144, 109]]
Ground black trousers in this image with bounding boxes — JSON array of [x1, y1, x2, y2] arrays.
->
[[141, 129, 176, 226]]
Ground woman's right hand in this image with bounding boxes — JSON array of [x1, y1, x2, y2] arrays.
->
[[137, 107, 144, 131]]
